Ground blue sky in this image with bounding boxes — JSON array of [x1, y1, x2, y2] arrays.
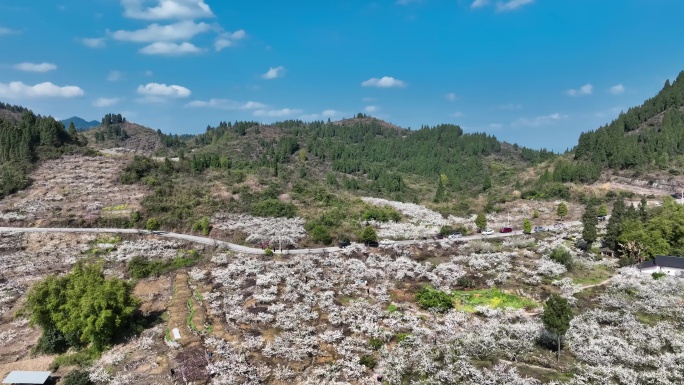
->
[[1, 0, 683, 151]]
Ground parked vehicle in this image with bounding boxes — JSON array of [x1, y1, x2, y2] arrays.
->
[[533, 226, 546, 232], [338, 241, 351, 248], [434, 234, 444, 240], [448, 232, 463, 239], [597, 215, 607, 221], [364, 240, 379, 247], [482, 229, 494, 235], [499, 227, 513, 233]]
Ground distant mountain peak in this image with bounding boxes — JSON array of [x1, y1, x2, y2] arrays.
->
[[60, 116, 100, 131]]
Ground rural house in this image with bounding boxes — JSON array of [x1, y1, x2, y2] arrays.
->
[[637, 256, 684, 276]]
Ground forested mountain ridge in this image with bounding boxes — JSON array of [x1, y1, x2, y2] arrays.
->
[[185, 115, 555, 202], [0, 106, 89, 198], [573, 70, 684, 172]]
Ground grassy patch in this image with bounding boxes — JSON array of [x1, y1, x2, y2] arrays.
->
[[103, 203, 129, 211], [570, 265, 613, 286], [452, 288, 536, 312]]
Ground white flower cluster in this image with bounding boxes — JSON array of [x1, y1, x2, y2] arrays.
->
[[212, 213, 307, 247], [106, 238, 187, 262]]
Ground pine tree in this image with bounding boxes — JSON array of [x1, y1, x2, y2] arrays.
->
[[605, 199, 625, 251], [582, 205, 598, 244], [475, 213, 487, 231], [541, 294, 573, 362], [523, 218, 532, 234], [556, 202, 569, 220]]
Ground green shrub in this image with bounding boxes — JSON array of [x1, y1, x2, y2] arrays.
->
[[457, 277, 475, 289], [387, 303, 398, 313], [191, 216, 211, 235], [50, 347, 100, 370], [309, 225, 333, 245], [415, 287, 453, 312], [251, 199, 297, 218], [652, 272, 666, 280], [395, 332, 411, 343], [550, 247, 573, 269], [359, 355, 377, 369], [34, 326, 68, 354], [369, 338, 383, 350], [361, 205, 401, 222], [145, 217, 160, 231], [264, 248, 274, 256], [62, 370, 93, 385], [360, 226, 378, 243]]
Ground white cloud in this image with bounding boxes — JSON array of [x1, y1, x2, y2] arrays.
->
[[445, 92, 457, 101], [489, 123, 503, 129], [121, 0, 214, 20], [499, 103, 522, 110], [214, 29, 246, 52], [253, 108, 302, 117], [609, 84, 625, 95], [0, 81, 84, 99], [471, 0, 489, 8], [111, 20, 211, 42], [300, 109, 342, 120], [261, 66, 286, 79], [365, 105, 378, 113], [496, 0, 534, 12], [93, 97, 121, 107], [107, 70, 124, 82], [362, 76, 406, 88], [511, 113, 567, 128], [13, 62, 57, 73], [137, 82, 191, 98], [185, 98, 265, 110], [81, 37, 106, 48], [139, 42, 202, 55], [451, 112, 465, 118], [566, 83, 593, 97], [0, 27, 19, 35]]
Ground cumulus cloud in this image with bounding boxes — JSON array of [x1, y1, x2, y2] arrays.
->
[[93, 97, 121, 107], [365, 105, 378, 113], [111, 20, 211, 42], [121, 0, 214, 20], [511, 113, 567, 128], [137, 82, 191, 98], [496, 0, 534, 12], [261, 66, 286, 79], [13, 62, 57, 73], [471, 0, 489, 8], [361, 76, 406, 88], [0, 81, 84, 99], [139, 41, 202, 55], [253, 108, 302, 117], [445, 92, 457, 101], [566, 84, 593, 97], [609, 84, 625, 95], [185, 98, 265, 110], [81, 37, 106, 48]]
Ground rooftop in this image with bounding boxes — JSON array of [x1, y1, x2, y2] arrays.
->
[[2, 371, 51, 385], [638, 256, 684, 270]]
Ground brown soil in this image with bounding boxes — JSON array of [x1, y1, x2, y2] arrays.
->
[[167, 273, 200, 348]]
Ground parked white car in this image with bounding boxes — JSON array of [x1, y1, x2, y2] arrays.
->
[[482, 229, 494, 235]]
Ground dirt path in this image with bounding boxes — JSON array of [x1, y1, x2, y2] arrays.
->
[[168, 273, 201, 348], [578, 277, 612, 291]]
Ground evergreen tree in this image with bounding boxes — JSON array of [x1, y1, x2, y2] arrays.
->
[[541, 294, 573, 362], [360, 226, 378, 243], [523, 218, 532, 234], [582, 205, 598, 244], [639, 197, 648, 222], [605, 199, 625, 251], [598, 204, 608, 217], [67, 122, 77, 138], [556, 202, 569, 220], [475, 213, 487, 231]]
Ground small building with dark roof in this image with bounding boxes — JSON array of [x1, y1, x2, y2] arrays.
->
[[2, 371, 52, 385], [637, 256, 684, 276]]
